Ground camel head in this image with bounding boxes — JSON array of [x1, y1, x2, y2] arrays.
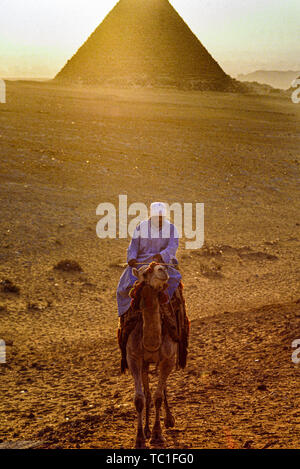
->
[[130, 262, 169, 316], [132, 262, 169, 292]]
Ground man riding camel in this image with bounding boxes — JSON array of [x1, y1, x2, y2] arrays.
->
[[117, 202, 189, 372]]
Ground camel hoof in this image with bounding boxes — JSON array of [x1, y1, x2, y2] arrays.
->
[[144, 426, 151, 440], [135, 438, 147, 449], [150, 432, 165, 446], [164, 414, 175, 428]]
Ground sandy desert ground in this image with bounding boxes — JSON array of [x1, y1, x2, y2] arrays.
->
[[0, 81, 299, 449]]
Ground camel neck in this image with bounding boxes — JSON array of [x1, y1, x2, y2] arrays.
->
[[142, 307, 162, 353]]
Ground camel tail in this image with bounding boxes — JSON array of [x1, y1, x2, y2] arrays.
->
[[178, 332, 188, 369], [121, 357, 128, 374], [177, 316, 190, 369], [118, 326, 129, 374]]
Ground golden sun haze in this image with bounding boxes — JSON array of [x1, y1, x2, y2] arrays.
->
[[0, 0, 299, 78]]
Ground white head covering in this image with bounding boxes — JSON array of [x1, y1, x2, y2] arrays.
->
[[150, 202, 167, 218]]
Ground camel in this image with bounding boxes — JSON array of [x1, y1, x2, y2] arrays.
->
[[126, 263, 177, 449]]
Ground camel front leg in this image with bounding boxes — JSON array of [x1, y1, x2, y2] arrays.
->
[[151, 358, 174, 445], [164, 388, 175, 428], [142, 362, 151, 439], [128, 355, 146, 449]]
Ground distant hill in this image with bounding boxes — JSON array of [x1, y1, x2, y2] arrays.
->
[[238, 70, 300, 90]]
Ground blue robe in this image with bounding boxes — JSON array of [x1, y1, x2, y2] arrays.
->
[[117, 219, 182, 316]]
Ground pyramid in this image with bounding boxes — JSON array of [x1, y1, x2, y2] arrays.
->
[[55, 0, 232, 90]]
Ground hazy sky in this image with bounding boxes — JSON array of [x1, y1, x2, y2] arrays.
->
[[0, 0, 299, 78]]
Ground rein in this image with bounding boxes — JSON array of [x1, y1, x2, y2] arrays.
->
[[129, 262, 178, 270]]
